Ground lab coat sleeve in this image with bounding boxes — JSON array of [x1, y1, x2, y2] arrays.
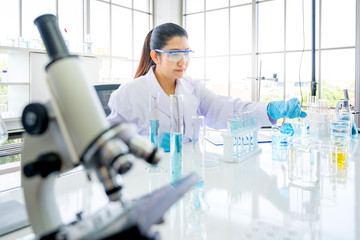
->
[[107, 86, 130, 126], [196, 82, 275, 129]]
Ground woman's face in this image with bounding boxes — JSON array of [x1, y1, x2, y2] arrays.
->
[[155, 36, 190, 80]]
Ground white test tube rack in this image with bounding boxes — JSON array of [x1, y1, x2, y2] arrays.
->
[[221, 127, 262, 163]]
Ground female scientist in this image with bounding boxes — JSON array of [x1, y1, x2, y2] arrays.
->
[[107, 23, 306, 150]]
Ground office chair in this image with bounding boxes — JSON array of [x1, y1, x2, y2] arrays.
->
[[94, 84, 120, 116]]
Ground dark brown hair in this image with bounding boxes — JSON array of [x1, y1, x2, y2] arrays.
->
[[134, 23, 188, 78]]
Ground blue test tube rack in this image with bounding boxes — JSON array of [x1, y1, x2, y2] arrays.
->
[[222, 115, 261, 163]]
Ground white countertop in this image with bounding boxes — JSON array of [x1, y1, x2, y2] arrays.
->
[[1, 138, 360, 240]]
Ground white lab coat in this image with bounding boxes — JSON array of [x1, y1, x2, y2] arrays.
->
[[107, 66, 274, 142]]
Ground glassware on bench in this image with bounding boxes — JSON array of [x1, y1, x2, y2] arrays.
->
[[170, 95, 184, 182]]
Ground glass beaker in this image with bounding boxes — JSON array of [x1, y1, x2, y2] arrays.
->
[[335, 99, 351, 118], [330, 119, 351, 170], [170, 95, 183, 182], [320, 145, 337, 177], [271, 125, 288, 148], [288, 137, 321, 187]]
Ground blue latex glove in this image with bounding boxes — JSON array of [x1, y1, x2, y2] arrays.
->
[[159, 132, 170, 152], [267, 98, 307, 120], [280, 123, 294, 136]]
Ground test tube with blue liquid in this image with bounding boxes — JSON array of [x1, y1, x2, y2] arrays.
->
[[227, 113, 238, 157], [147, 92, 161, 172], [249, 115, 257, 151], [244, 111, 251, 154], [236, 111, 245, 157], [170, 95, 183, 182]]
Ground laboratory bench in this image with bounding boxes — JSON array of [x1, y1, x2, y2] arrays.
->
[[0, 134, 360, 240]]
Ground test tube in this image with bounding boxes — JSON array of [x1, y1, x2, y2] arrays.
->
[[227, 113, 238, 158], [250, 115, 257, 151], [149, 92, 160, 148], [170, 95, 184, 182], [244, 111, 253, 154], [235, 111, 244, 157], [147, 92, 161, 172]]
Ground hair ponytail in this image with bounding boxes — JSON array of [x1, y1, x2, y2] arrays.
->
[[134, 23, 188, 79], [134, 29, 154, 78]]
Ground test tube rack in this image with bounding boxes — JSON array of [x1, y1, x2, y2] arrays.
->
[[221, 127, 262, 163]]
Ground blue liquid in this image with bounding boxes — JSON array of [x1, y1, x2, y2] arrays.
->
[[230, 119, 238, 133], [170, 133, 183, 182], [149, 119, 159, 148], [272, 134, 288, 147], [195, 180, 204, 188]]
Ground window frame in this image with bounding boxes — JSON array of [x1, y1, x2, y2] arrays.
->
[[183, 0, 360, 122]]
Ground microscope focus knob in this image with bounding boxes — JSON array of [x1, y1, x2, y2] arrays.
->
[[23, 152, 62, 178], [22, 103, 49, 135]]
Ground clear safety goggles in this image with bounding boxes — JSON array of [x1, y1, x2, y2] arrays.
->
[[154, 49, 194, 63]]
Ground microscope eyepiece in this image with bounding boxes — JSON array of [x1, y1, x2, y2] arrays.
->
[[34, 14, 70, 63]]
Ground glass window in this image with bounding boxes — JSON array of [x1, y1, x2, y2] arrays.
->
[[0, 0, 19, 46], [113, 0, 132, 8], [185, 13, 205, 57], [320, 49, 355, 107], [22, 0, 56, 42], [185, 0, 203, 14], [206, 56, 229, 96], [112, 6, 132, 59], [184, 0, 358, 105], [322, 0, 355, 48], [230, 0, 251, 6], [206, 0, 228, 11], [257, 53, 284, 101], [285, 52, 312, 103], [58, 0, 83, 53], [133, 11, 151, 61], [286, 0, 313, 51], [258, 0, 284, 53], [206, 9, 229, 56], [230, 5, 252, 54], [90, 0, 110, 55], [134, 0, 150, 12], [230, 55, 252, 101]]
